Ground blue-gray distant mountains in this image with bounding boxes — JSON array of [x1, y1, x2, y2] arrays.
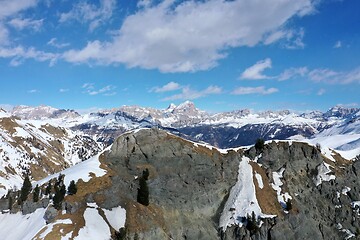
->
[[10, 102, 360, 149]]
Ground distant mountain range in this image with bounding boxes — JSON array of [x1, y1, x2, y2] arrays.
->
[[7, 101, 360, 148]]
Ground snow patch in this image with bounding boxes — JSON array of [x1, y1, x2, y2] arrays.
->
[[271, 168, 292, 210], [75, 207, 111, 240], [219, 156, 275, 230], [0, 208, 46, 240], [314, 162, 336, 186], [103, 206, 126, 231], [255, 172, 263, 189]]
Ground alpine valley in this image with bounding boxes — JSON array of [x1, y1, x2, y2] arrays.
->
[[0, 102, 359, 240]]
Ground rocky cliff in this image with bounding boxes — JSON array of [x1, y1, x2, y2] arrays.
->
[[0, 128, 359, 240]]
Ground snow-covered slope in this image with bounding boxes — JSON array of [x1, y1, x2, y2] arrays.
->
[[0, 110, 101, 196]]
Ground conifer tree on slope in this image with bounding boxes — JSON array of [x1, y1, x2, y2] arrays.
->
[[19, 175, 32, 203]]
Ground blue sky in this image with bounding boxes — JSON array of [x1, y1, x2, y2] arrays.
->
[[0, 0, 359, 112]]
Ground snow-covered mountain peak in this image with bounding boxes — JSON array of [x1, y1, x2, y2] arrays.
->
[[165, 103, 177, 112], [11, 105, 80, 120], [324, 106, 359, 119]]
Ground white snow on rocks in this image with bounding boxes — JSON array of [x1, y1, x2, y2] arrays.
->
[[271, 168, 292, 209], [35, 151, 107, 189], [219, 156, 275, 230], [314, 162, 336, 186], [103, 206, 126, 231]]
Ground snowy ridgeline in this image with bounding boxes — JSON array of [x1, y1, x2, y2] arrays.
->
[[34, 150, 107, 188], [0, 203, 126, 240]]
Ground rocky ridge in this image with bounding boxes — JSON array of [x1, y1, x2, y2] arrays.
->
[[0, 128, 359, 239]]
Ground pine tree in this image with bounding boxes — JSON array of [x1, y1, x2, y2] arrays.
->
[[8, 195, 13, 210], [45, 182, 52, 196], [19, 175, 32, 203], [137, 169, 149, 206], [33, 184, 40, 202], [67, 180, 77, 195], [255, 138, 265, 152], [53, 175, 66, 210]]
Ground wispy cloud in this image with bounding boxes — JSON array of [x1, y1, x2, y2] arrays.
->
[[162, 85, 222, 101], [0, 46, 59, 66], [47, 38, 70, 49], [150, 82, 181, 93], [317, 88, 326, 96], [231, 86, 278, 95], [82, 83, 116, 96], [240, 58, 273, 80], [333, 40, 342, 48], [28, 89, 39, 93], [278, 67, 308, 81], [62, 0, 317, 72], [59, 88, 69, 93], [8, 17, 43, 31], [59, 0, 116, 31]]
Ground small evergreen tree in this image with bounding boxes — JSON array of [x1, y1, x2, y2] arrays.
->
[[67, 180, 77, 195], [19, 175, 32, 203], [246, 211, 259, 232], [137, 169, 149, 206], [255, 138, 265, 152], [285, 199, 292, 211], [8, 195, 13, 210], [45, 182, 52, 196], [33, 184, 40, 202], [53, 175, 66, 210]]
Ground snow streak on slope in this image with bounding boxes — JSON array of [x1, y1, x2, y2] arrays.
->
[[35, 150, 107, 188], [219, 156, 275, 230], [0, 208, 47, 240]]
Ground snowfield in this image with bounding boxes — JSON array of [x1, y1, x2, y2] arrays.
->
[[219, 156, 276, 230]]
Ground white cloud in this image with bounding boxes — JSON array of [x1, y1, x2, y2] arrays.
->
[[308, 67, 360, 84], [62, 0, 317, 72], [334, 40, 342, 48], [0, 46, 59, 66], [82, 83, 116, 96], [59, 0, 116, 31], [336, 103, 358, 108], [264, 28, 305, 49], [8, 17, 43, 31], [317, 88, 326, 96], [0, 23, 9, 45], [59, 88, 69, 93], [27, 89, 39, 93], [240, 58, 273, 80], [162, 85, 222, 101], [150, 81, 181, 93], [278, 67, 308, 81], [231, 86, 278, 95], [277, 65, 360, 84], [0, 0, 37, 19], [308, 68, 340, 82], [47, 38, 70, 48], [283, 28, 305, 49]]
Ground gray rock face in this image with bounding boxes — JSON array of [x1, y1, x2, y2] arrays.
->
[[237, 142, 360, 240], [101, 128, 239, 239], [22, 198, 49, 215], [100, 129, 360, 240], [43, 206, 58, 224]]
